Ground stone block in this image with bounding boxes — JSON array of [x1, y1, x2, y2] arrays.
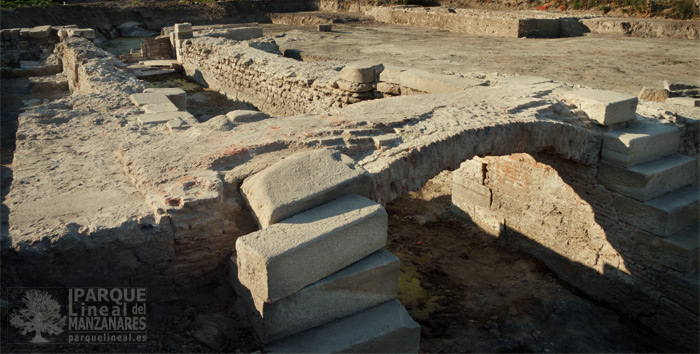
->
[[337, 80, 375, 93], [318, 24, 332, 32], [174, 31, 193, 41], [226, 110, 268, 122], [638, 87, 669, 102], [378, 66, 404, 85], [566, 89, 638, 126], [265, 299, 420, 353], [130, 92, 172, 107], [376, 81, 401, 95], [635, 225, 700, 275], [137, 111, 195, 125], [231, 249, 399, 343], [10, 29, 20, 40], [399, 69, 481, 94], [614, 186, 699, 237], [236, 194, 387, 302], [142, 101, 179, 114], [143, 88, 186, 110], [666, 97, 700, 107], [597, 154, 697, 202], [212, 27, 263, 41], [174, 23, 193, 33], [67, 28, 96, 39], [339, 62, 383, 84], [28, 25, 51, 39], [241, 149, 371, 228], [602, 121, 680, 167]]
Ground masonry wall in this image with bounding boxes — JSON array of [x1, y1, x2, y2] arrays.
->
[[178, 37, 365, 117], [453, 153, 699, 350]]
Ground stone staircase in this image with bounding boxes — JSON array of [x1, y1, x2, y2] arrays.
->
[[229, 149, 421, 352], [569, 89, 699, 277]]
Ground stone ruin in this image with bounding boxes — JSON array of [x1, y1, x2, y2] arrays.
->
[[1, 7, 699, 353]]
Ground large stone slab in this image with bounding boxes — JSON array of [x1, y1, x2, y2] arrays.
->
[[143, 101, 179, 114], [378, 66, 405, 85], [231, 250, 399, 343], [28, 25, 51, 39], [598, 154, 697, 202], [614, 186, 699, 237], [130, 92, 172, 107], [266, 299, 420, 353], [602, 121, 680, 167], [137, 111, 196, 125], [566, 89, 638, 126], [666, 97, 700, 107], [399, 69, 481, 94], [236, 194, 387, 302], [241, 149, 371, 228], [226, 110, 268, 122], [143, 88, 187, 110]]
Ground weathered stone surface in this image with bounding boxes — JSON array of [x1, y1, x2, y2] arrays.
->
[[236, 194, 387, 302], [666, 97, 700, 107], [498, 75, 552, 85], [241, 149, 371, 228], [376, 81, 401, 95], [67, 28, 95, 39], [337, 79, 375, 93], [143, 87, 186, 110], [226, 110, 268, 122], [635, 225, 700, 275], [204, 27, 263, 41], [266, 299, 420, 353], [614, 186, 699, 237], [602, 121, 680, 167], [566, 89, 638, 126], [638, 87, 669, 102], [339, 62, 382, 84], [597, 154, 697, 202], [399, 69, 481, 94], [137, 111, 196, 125], [143, 101, 179, 114], [174, 23, 192, 33], [130, 92, 172, 107], [231, 249, 399, 343], [28, 25, 51, 39], [378, 66, 404, 85]]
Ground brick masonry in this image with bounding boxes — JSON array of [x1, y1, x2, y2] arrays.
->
[[453, 152, 699, 350]]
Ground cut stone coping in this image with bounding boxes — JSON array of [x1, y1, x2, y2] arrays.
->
[[566, 89, 638, 126], [265, 299, 420, 353], [241, 149, 371, 228], [236, 194, 387, 302]]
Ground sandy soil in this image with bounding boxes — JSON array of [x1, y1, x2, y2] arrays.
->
[[263, 18, 699, 96]]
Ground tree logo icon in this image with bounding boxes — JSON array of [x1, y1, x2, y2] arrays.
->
[[9, 289, 66, 343]]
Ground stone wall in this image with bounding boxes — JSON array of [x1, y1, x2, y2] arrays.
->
[[453, 153, 699, 350], [366, 6, 576, 38], [178, 36, 374, 116]]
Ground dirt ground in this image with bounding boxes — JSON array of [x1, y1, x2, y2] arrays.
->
[[385, 171, 663, 353], [262, 18, 699, 96]]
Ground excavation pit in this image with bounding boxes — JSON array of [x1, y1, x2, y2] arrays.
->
[[1, 2, 699, 352]]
